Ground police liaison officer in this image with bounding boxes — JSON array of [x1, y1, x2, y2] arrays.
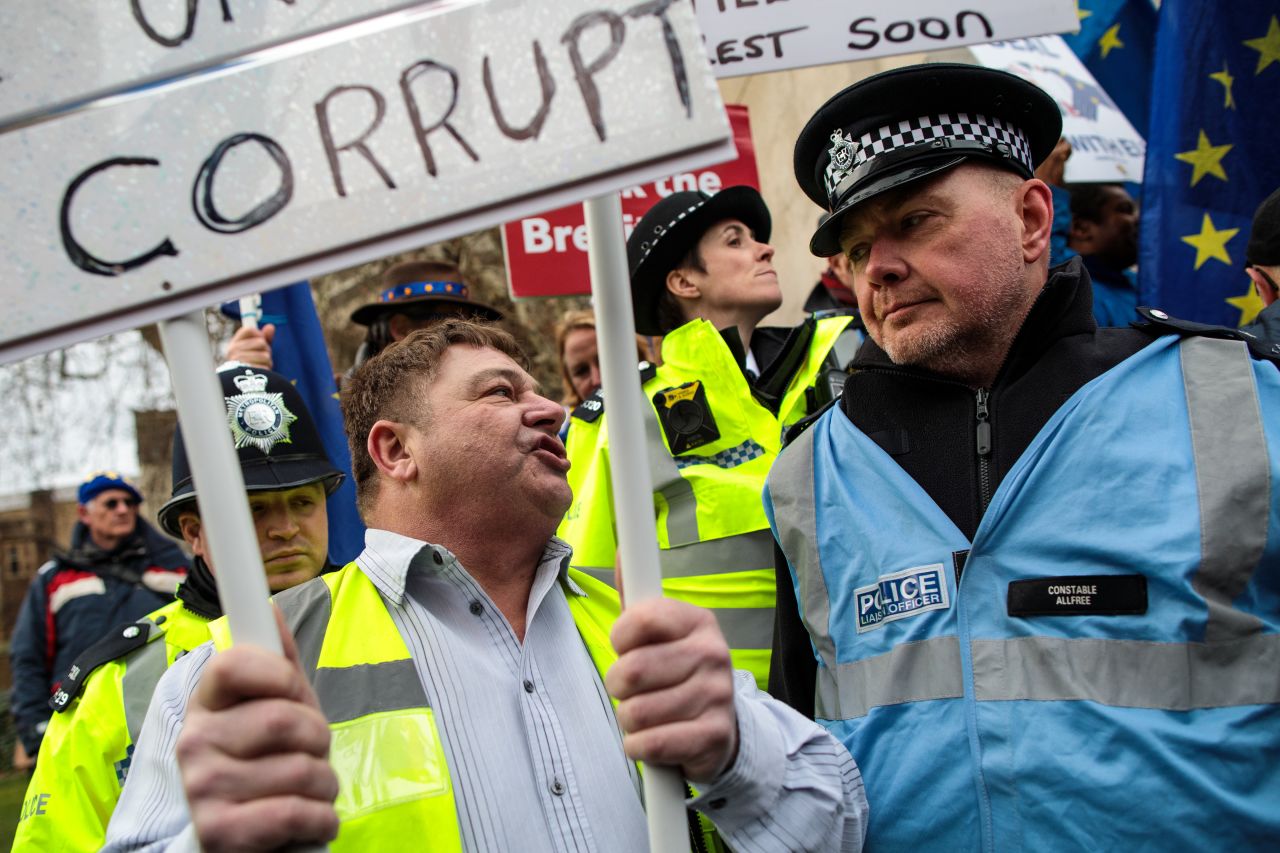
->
[[558, 186, 863, 688], [765, 63, 1280, 850], [14, 365, 343, 852]]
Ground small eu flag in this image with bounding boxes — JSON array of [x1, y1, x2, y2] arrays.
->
[[1063, 0, 1158, 139], [1138, 1, 1280, 328], [223, 283, 365, 564]]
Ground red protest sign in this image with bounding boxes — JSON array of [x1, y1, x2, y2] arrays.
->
[[503, 105, 758, 299]]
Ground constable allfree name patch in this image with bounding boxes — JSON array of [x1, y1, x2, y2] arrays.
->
[[1007, 574, 1148, 617], [855, 563, 950, 633]]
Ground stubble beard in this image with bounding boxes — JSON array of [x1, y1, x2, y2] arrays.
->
[[879, 244, 1031, 386]]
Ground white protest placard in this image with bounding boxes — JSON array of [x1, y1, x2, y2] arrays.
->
[[969, 36, 1145, 182], [693, 0, 1080, 78], [0, 0, 734, 364], [0, 1, 426, 127]]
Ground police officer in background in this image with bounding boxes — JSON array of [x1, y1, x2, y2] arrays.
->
[[13, 365, 343, 852], [559, 186, 862, 688], [765, 63, 1280, 850]]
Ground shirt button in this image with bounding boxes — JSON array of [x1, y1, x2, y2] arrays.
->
[[550, 779, 565, 796], [708, 797, 727, 810], [469, 601, 483, 616], [523, 679, 534, 693]]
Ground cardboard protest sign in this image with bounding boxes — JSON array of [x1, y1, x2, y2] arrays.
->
[[503, 104, 758, 299], [969, 36, 1146, 182], [694, 0, 1080, 78], [0, 0, 734, 364]]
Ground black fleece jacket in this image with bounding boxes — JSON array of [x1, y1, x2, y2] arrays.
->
[[768, 258, 1156, 716]]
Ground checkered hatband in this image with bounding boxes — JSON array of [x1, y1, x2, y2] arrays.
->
[[823, 113, 1034, 205]]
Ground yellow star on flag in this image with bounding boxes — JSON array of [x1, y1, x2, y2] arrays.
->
[[1227, 281, 1267, 327], [1098, 23, 1124, 58], [1209, 63, 1236, 109], [1244, 15, 1280, 75], [1077, 5, 1092, 22], [1174, 130, 1232, 186], [1181, 213, 1239, 270]]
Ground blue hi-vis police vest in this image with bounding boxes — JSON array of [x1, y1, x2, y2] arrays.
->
[[765, 335, 1280, 852]]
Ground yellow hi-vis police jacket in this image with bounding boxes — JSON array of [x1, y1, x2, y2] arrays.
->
[[14, 599, 212, 852], [558, 314, 858, 688]]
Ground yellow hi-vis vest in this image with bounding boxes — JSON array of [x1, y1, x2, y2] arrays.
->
[[559, 314, 858, 688], [14, 599, 213, 853], [209, 562, 725, 851]]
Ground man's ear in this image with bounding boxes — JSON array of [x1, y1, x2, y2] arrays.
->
[[666, 267, 700, 301], [387, 313, 413, 343], [76, 503, 90, 524], [368, 420, 418, 484], [177, 512, 207, 561], [1019, 179, 1055, 265], [1247, 266, 1280, 307]]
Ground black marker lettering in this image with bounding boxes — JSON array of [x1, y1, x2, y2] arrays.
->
[[482, 41, 556, 141], [848, 17, 879, 50], [400, 61, 480, 177], [191, 133, 293, 234], [60, 157, 179, 276], [314, 85, 397, 197], [955, 10, 993, 41], [130, 0, 198, 48], [561, 11, 626, 142], [628, 0, 691, 118]]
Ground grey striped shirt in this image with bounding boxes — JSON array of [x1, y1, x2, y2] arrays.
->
[[104, 530, 867, 852]]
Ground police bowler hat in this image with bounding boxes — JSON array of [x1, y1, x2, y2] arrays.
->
[[795, 63, 1062, 257], [157, 365, 343, 537], [627, 186, 771, 336]]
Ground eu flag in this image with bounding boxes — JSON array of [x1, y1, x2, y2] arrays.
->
[[1063, 0, 1157, 138], [1138, 1, 1280, 328], [222, 283, 366, 564]]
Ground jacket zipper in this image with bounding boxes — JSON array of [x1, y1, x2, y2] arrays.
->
[[975, 388, 993, 514]]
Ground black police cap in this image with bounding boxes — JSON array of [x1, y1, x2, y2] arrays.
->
[[626, 186, 771, 336], [157, 365, 344, 537], [795, 63, 1062, 257]]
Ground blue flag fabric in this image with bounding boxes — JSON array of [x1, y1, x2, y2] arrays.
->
[[1139, 2, 1280, 328], [222, 284, 365, 564], [1063, 1, 1157, 138]]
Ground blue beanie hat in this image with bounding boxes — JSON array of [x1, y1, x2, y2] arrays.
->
[[78, 471, 143, 506]]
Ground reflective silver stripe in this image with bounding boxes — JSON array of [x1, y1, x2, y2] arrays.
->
[[576, 566, 616, 587], [1181, 337, 1270, 641], [711, 606, 775, 652], [642, 391, 701, 547], [766, 427, 837, 668], [972, 633, 1280, 709], [815, 636, 963, 720], [121, 638, 170, 743], [661, 529, 775, 578], [574, 529, 776, 588], [828, 324, 863, 371], [313, 659, 430, 725], [275, 574, 336, 680], [820, 633, 1280, 721]]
